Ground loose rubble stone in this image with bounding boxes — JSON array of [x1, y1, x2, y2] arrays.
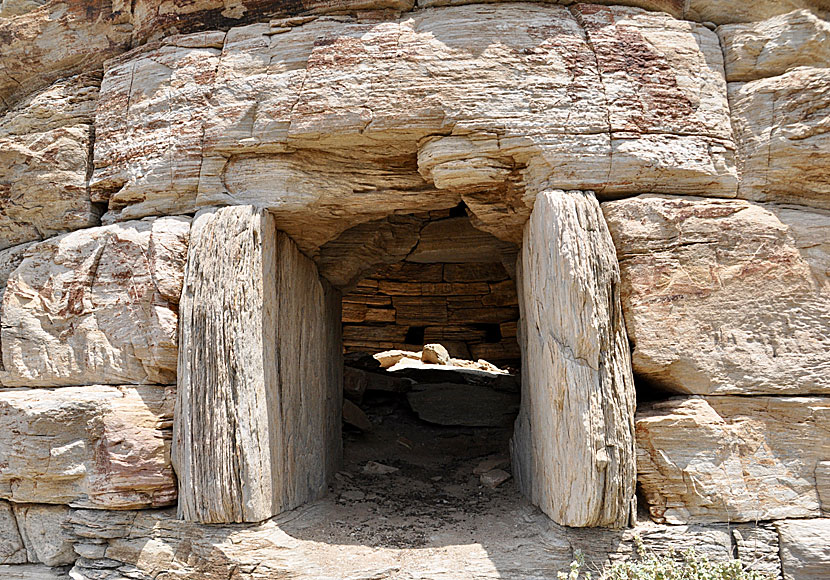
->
[[421, 344, 450, 365], [363, 462, 399, 476], [0, 216, 190, 387], [343, 399, 373, 432], [0, 385, 176, 509], [480, 469, 511, 489], [603, 195, 830, 395], [637, 396, 830, 524], [512, 190, 636, 528]]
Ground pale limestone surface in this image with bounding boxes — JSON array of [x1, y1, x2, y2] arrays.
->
[[512, 190, 635, 528], [63, 505, 738, 580], [0, 74, 101, 251], [175, 206, 341, 523], [730, 66, 830, 209], [91, 4, 735, 252], [0, 385, 176, 509], [636, 396, 830, 524], [603, 195, 830, 395], [0, 216, 190, 387], [777, 519, 830, 580], [686, 0, 830, 25], [0, 565, 70, 579], [718, 10, 830, 82]]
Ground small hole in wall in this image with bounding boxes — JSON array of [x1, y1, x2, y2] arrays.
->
[[448, 202, 468, 218], [404, 326, 425, 345]]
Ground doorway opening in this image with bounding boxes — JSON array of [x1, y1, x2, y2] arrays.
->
[[329, 206, 525, 545]]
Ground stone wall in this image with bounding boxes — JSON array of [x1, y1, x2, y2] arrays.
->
[[0, 0, 829, 577]]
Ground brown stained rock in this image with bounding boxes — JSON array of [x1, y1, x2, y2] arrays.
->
[[480, 469, 511, 489], [0, 74, 102, 251], [0, 1, 129, 113], [0, 385, 176, 509], [343, 399, 373, 432], [90, 4, 736, 250], [0, 216, 190, 387], [603, 195, 830, 395]]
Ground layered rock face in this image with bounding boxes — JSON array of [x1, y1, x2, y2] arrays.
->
[[1, 0, 829, 577]]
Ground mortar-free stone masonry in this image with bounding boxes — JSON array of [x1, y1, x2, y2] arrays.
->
[[0, 0, 829, 578]]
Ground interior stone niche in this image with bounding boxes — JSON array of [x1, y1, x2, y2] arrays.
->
[[174, 205, 342, 524], [323, 206, 521, 364]]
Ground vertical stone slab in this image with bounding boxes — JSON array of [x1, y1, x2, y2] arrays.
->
[[174, 206, 341, 523], [512, 190, 635, 528]]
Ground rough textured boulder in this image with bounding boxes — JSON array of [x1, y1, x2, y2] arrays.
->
[[0, 216, 190, 387], [512, 190, 635, 528], [175, 206, 341, 523], [603, 195, 830, 395], [777, 519, 830, 580], [730, 67, 830, 209], [0, 73, 100, 250], [718, 10, 830, 82], [0, 0, 129, 112], [636, 396, 830, 524], [0, 385, 176, 509], [92, 4, 735, 252]]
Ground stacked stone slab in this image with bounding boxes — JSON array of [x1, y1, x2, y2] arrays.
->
[[0, 0, 829, 577], [174, 206, 342, 523]]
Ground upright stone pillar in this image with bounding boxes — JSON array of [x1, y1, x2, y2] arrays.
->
[[174, 206, 342, 523], [511, 190, 636, 528]]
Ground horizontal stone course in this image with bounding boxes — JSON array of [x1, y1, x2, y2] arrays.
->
[[0, 385, 176, 509]]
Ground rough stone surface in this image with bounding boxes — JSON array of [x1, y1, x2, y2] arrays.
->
[[92, 4, 736, 251], [512, 190, 636, 528], [777, 519, 830, 580], [407, 383, 519, 427], [0, 500, 25, 564], [0, 73, 101, 251], [0, 565, 70, 579], [63, 505, 738, 580], [174, 205, 341, 524], [730, 67, 830, 209], [0, 385, 176, 509], [603, 195, 830, 395], [0, 216, 190, 387], [732, 524, 782, 580], [11, 504, 75, 566], [0, 1, 129, 113], [636, 396, 830, 524], [718, 10, 830, 82]]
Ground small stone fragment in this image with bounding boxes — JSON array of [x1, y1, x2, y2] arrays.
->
[[363, 462, 399, 475], [474, 456, 510, 476], [343, 400, 373, 432], [374, 349, 421, 368], [421, 343, 450, 365], [481, 469, 511, 489]]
